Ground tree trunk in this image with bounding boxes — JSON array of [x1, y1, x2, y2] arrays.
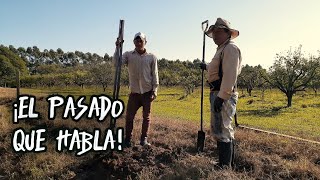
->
[[261, 88, 265, 101], [247, 88, 252, 96], [286, 93, 293, 107]]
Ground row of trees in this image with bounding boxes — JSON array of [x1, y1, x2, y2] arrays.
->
[[1, 44, 319, 106], [0, 45, 202, 96]]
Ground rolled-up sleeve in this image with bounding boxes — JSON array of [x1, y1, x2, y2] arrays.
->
[[113, 49, 128, 67], [152, 56, 159, 96], [218, 44, 240, 100]]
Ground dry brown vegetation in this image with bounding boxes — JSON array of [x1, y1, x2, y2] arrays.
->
[[0, 88, 16, 99], [0, 88, 17, 135], [0, 88, 319, 179]]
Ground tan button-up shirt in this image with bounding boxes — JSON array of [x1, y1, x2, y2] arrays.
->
[[113, 49, 159, 95], [207, 40, 242, 100]]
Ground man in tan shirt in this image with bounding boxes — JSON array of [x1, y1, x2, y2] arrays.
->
[[200, 18, 242, 168], [114, 32, 159, 147]]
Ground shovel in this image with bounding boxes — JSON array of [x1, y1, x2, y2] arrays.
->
[[197, 20, 208, 153]]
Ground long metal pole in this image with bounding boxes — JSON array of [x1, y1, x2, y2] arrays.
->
[[110, 20, 124, 129]]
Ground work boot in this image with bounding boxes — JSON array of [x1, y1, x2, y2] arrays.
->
[[140, 137, 151, 146], [124, 138, 132, 148], [217, 140, 234, 168]]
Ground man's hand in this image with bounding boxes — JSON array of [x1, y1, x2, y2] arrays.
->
[[151, 91, 156, 101], [214, 96, 224, 112], [199, 63, 207, 70], [115, 38, 124, 47]]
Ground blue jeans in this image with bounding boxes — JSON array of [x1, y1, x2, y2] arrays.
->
[[210, 91, 238, 142]]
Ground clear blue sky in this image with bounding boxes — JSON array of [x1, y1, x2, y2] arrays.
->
[[1, 0, 320, 68]]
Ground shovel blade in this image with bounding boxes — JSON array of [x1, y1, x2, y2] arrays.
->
[[197, 130, 205, 152]]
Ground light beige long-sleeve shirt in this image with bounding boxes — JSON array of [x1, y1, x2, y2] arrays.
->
[[207, 40, 242, 100], [113, 49, 159, 95]]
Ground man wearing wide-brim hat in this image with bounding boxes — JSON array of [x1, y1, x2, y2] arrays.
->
[[200, 17, 242, 168]]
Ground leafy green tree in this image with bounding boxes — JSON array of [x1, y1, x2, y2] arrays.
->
[[58, 73, 74, 87], [90, 62, 113, 92], [159, 70, 180, 86], [66, 52, 78, 66], [0, 45, 28, 87], [0, 55, 16, 87], [0, 45, 28, 75], [104, 53, 111, 62], [17, 47, 28, 64], [20, 75, 35, 88], [84, 52, 92, 65], [263, 46, 320, 107], [49, 49, 59, 64], [120, 66, 129, 87], [37, 64, 61, 74], [238, 65, 264, 96], [73, 70, 91, 89], [56, 48, 65, 64], [21, 74, 45, 87], [309, 66, 320, 96]]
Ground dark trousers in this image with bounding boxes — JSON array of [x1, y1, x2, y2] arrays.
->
[[125, 91, 153, 140]]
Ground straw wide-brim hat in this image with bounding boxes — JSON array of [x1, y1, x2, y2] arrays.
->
[[205, 18, 239, 39]]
